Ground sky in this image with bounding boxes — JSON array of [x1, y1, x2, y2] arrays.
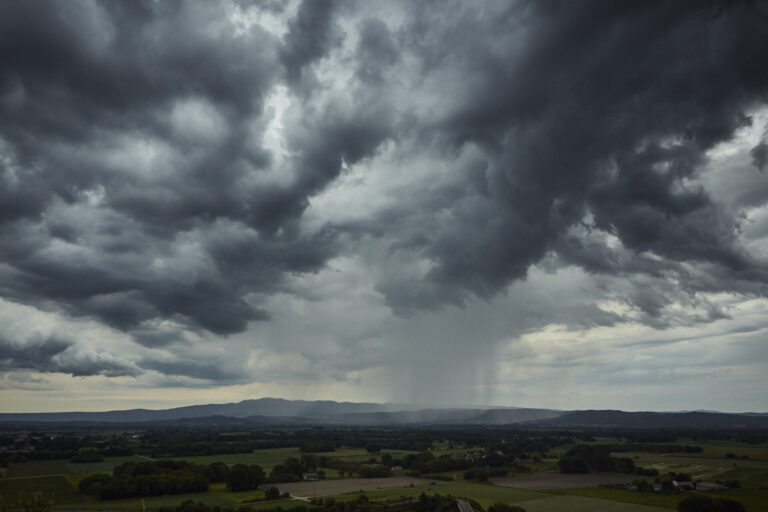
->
[[1, 0, 767, 414]]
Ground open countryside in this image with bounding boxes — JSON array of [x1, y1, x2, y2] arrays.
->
[[0, 420, 766, 512]]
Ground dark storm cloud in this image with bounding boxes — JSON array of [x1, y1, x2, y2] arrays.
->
[[753, 141, 768, 172], [0, 0, 393, 343], [1, 0, 768, 386], [280, 0, 341, 86], [364, 0, 768, 315]]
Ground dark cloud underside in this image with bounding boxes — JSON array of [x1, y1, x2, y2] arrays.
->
[[0, 0, 766, 384]]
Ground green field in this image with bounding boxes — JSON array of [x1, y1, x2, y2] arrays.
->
[[52, 491, 236, 512], [68, 455, 150, 475], [426, 481, 549, 508], [549, 487, 682, 508], [6, 460, 72, 478], [715, 488, 768, 512], [717, 466, 768, 487], [516, 495, 669, 512], [0, 476, 85, 506]]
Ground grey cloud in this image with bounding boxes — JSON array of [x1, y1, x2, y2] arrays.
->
[[0, 335, 139, 377], [0, 0, 395, 342], [753, 141, 768, 172], [1, 0, 768, 387], [359, 0, 768, 316], [280, 0, 341, 87]]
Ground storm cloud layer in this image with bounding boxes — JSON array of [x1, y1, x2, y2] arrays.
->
[[0, 0, 767, 409]]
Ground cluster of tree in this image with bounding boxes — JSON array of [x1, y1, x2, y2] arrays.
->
[[150, 441, 254, 458], [227, 464, 266, 492], [79, 460, 209, 500], [557, 445, 637, 474], [463, 468, 508, 481], [677, 495, 745, 512], [401, 452, 471, 474], [269, 457, 308, 482]]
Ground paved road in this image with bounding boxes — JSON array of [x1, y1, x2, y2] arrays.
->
[[457, 499, 474, 512]]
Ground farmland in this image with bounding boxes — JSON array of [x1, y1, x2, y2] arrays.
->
[[0, 427, 766, 512]]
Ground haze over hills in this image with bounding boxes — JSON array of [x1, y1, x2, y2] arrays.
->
[[0, 398, 766, 428]]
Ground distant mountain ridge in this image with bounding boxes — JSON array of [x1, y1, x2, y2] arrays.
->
[[0, 398, 766, 428]]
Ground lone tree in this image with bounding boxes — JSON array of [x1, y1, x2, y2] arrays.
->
[[226, 464, 265, 492]]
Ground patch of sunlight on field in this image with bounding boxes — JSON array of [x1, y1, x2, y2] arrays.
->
[[516, 495, 670, 512]]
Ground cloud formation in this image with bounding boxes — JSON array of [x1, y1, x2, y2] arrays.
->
[[0, 0, 767, 408]]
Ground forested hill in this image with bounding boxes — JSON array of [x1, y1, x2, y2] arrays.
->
[[531, 409, 768, 428], [0, 398, 766, 428]]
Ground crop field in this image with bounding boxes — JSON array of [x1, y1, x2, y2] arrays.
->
[[490, 472, 635, 490], [0, 476, 84, 506], [515, 495, 669, 512]]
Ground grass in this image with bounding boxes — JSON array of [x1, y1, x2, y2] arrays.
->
[[425, 481, 550, 508], [715, 488, 768, 512], [0, 476, 85, 506], [515, 495, 670, 512], [717, 466, 768, 487], [548, 487, 681, 508], [52, 492, 236, 512], [6, 460, 72, 478], [68, 455, 149, 475]]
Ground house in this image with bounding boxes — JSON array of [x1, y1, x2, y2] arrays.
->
[[303, 473, 319, 481], [696, 482, 726, 491], [391, 466, 403, 471]]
